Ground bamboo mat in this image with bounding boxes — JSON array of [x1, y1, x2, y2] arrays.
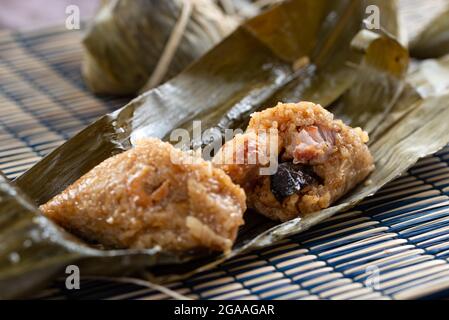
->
[[0, 27, 129, 179], [2, 2, 449, 300]]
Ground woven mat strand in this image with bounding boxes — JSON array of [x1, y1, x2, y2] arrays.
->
[[0, 27, 128, 179]]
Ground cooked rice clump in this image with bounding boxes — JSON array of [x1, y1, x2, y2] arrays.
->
[[214, 102, 374, 221], [40, 138, 246, 252]]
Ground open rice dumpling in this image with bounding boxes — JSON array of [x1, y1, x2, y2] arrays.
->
[[214, 102, 375, 221], [40, 138, 246, 253]]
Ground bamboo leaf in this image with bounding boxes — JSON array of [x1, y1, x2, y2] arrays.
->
[[410, 7, 449, 59]]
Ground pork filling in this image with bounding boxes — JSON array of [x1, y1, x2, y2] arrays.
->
[[269, 125, 335, 203], [283, 125, 336, 165]]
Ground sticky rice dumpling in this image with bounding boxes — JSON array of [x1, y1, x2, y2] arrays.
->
[[40, 138, 246, 253], [82, 0, 238, 95], [214, 102, 375, 221]]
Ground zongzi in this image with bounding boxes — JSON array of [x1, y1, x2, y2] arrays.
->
[[81, 0, 283, 96], [214, 102, 375, 221], [40, 138, 246, 253], [82, 0, 239, 95]]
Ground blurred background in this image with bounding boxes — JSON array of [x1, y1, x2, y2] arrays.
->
[[0, 0, 448, 41], [0, 0, 100, 30]]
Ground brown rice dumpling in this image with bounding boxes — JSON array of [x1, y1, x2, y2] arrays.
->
[[214, 102, 375, 221], [40, 138, 246, 253]]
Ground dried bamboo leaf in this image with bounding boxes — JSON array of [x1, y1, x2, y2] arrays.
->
[[400, 0, 449, 44], [0, 172, 81, 299], [410, 6, 449, 59], [83, 0, 239, 95], [5, 0, 448, 298], [83, 0, 289, 96], [407, 54, 449, 96]]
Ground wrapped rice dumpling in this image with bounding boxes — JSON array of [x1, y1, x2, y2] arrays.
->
[[82, 0, 282, 95], [82, 0, 238, 95], [40, 138, 246, 253], [214, 102, 375, 221]]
